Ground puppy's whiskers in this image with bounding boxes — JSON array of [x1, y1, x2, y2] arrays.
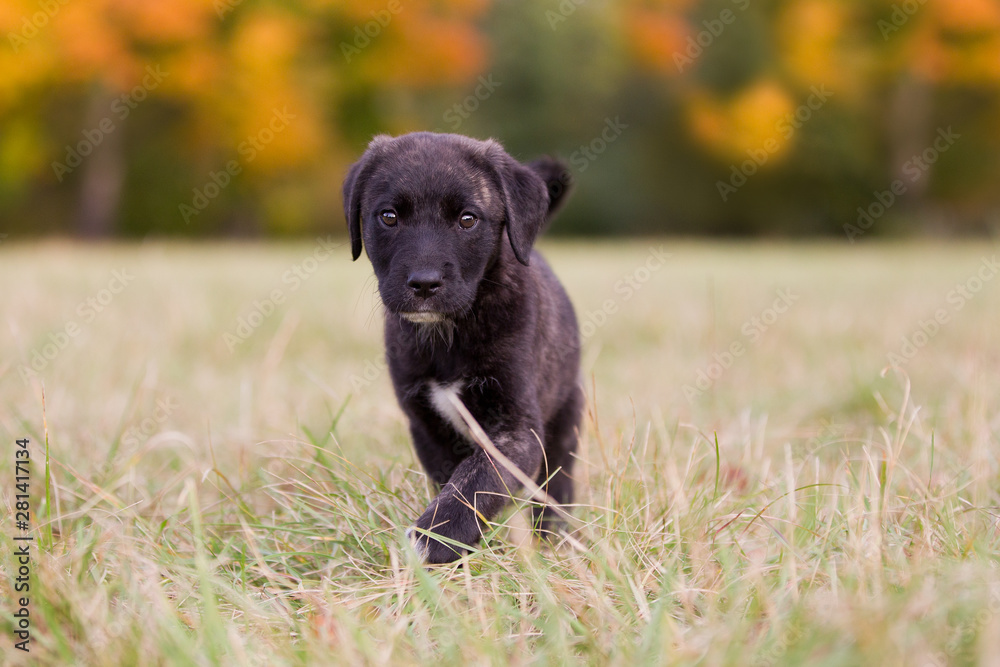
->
[[478, 277, 504, 289], [412, 318, 456, 348], [365, 294, 386, 330]]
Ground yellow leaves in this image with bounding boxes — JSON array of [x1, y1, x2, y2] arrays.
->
[[340, 0, 409, 21], [161, 45, 224, 100], [239, 102, 327, 175], [0, 44, 58, 113], [214, 11, 326, 174], [624, 0, 697, 11], [915, 33, 1000, 85], [686, 80, 798, 164], [0, 1, 32, 33], [725, 82, 797, 155], [339, 0, 489, 23], [230, 9, 303, 70], [777, 0, 852, 90]]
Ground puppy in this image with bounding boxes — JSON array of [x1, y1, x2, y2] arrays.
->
[[343, 132, 582, 564]]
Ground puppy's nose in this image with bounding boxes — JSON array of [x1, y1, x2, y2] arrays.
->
[[407, 270, 443, 298]]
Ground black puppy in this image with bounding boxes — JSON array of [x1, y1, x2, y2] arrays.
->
[[343, 132, 582, 564]]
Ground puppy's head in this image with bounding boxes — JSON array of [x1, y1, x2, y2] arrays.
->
[[342, 132, 570, 323]]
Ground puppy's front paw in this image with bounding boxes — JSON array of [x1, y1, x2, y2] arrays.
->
[[405, 526, 430, 562], [406, 525, 463, 564], [406, 505, 479, 564]]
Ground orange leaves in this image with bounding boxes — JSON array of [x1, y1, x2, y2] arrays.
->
[[622, 0, 703, 75], [0, 0, 996, 237], [11, 0, 213, 92], [356, 13, 487, 87], [337, 0, 490, 88], [0, 0, 494, 187], [876, 0, 1000, 85], [53, 1, 135, 88], [921, 0, 1000, 85], [109, 0, 216, 44], [936, 0, 1000, 31], [624, 9, 690, 75], [0, 1, 32, 33]]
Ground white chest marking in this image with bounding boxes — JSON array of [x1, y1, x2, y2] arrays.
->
[[428, 380, 471, 440]]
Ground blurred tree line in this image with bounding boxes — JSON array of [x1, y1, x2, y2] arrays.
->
[[1, 0, 998, 238]]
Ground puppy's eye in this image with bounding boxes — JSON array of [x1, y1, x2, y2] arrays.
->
[[459, 213, 478, 229], [379, 210, 397, 227]]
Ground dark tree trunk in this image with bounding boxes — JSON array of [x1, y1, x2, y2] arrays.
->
[[75, 89, 124, 238]]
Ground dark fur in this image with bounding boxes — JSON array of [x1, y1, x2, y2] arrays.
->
[[343, 132, 582, 564]]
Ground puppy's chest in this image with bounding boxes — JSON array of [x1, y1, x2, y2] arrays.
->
[[427, 380, 470, 439], [424, 376, 499, 440]]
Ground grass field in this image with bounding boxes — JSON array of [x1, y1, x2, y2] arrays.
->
[[2, 240, 999, 666]]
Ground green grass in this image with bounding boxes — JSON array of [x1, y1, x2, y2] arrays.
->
[[2, 240, 999, 666]]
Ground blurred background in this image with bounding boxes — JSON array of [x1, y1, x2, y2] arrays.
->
[[1, 0, 998, 239]]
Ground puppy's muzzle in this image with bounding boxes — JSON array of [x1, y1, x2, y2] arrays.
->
[[407, 269, 443, 299]]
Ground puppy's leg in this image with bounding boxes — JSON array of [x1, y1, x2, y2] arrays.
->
[[408, 420, 474, 487], [410, 429, 543, 564], [532, 387, 583, 537]]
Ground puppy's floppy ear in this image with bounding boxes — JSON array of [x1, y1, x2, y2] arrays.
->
[[528, 157, 572, 221], [341, 159, 366, 261], [342, 134, 393, 261], [485, 142, 550, 266]]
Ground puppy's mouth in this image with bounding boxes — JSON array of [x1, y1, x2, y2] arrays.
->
[[399, 311, 448, 324]]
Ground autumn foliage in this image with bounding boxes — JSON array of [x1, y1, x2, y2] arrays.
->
[[1, 0, 998, 236]]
